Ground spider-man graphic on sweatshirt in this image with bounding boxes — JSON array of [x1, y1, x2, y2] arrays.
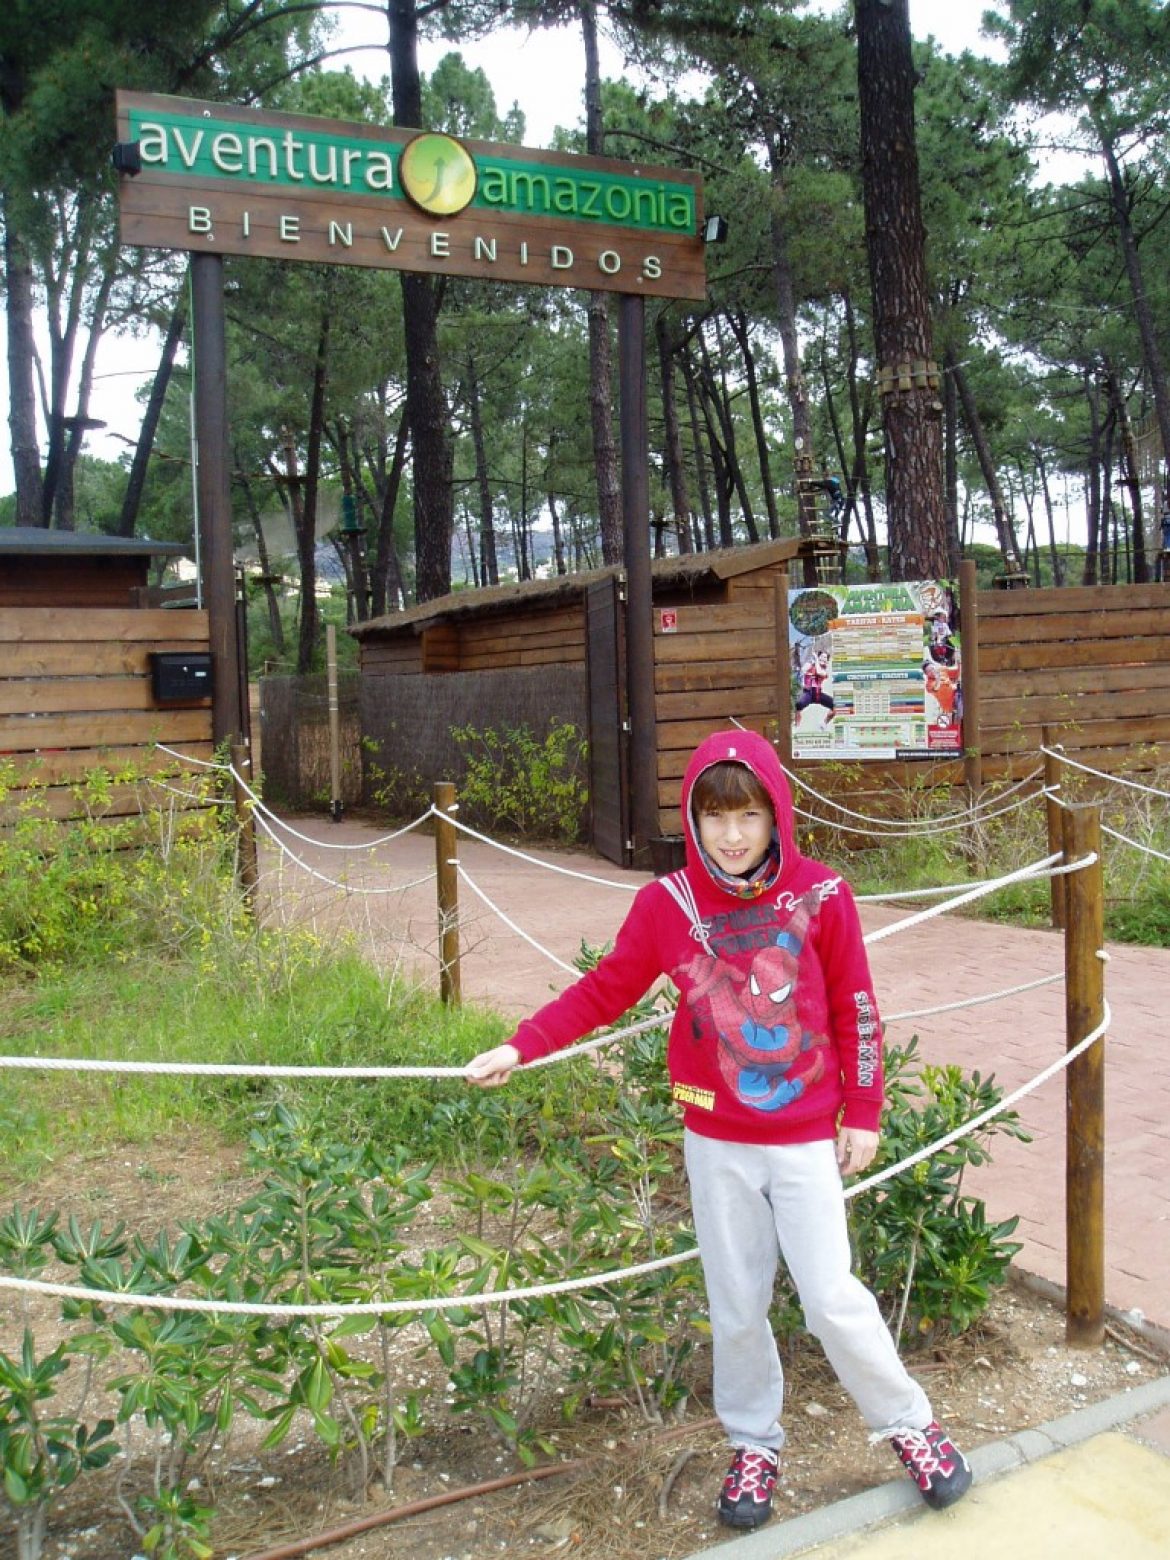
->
[[507, 730, 884, 1147]]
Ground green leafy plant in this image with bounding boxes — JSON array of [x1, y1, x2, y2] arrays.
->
[[847, 1036, 1027, 1344], [450, 720, 588, 843], [0, 1332, 117, 1560]]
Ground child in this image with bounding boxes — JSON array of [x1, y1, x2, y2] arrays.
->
[[466, 729, 971, 1529]]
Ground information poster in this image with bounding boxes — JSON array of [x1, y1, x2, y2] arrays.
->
[[787, 580, 961, 760]]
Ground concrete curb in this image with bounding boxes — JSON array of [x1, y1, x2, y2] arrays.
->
[[686, 1373, 1170, 1559]]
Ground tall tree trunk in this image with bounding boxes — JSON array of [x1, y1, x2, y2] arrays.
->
[[1034, 446, 1065, 587], [1082, 371, 1103, 586], [366, 411, 409, 617], [1105, 359, 1148, 583], [655, 311, 693, 553], [707, 317, 759, 542], [843, 292, 881, 580], [727, 308, 780, 539], [388, 0, 453, 602], [683, 350, 715, 550], [763, 132, 816, 537], [1101, 407, 1118, 585], [548, 487, 567, 574], [4, 216, 44, 525], [941, 344, 962, 577], [40, 200, 101, 527], [234, 454, 286, 659], [856, 0, 947, 578], [465, 350, 499, 586], [1098, 125, 1170, 476], [952, 360, 1024, 574], [54, 261, 115, 531], [117, 292, 188, 536], [579, 0, 622, 563], [336, 419, 371, 619]]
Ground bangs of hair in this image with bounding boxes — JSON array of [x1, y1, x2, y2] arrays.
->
[[692, 761, 772, 815]]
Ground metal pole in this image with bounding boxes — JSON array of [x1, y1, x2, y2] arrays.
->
[[959, 558, 982, 796], [1043, 725, 1066, 930], [1062, 802, 1105, 1347], [619, 292, 657, 864], [434, 780, 461, 1007], [191, 252, 243, 748], [327, 624, 342, 823], [230, 740, 259, 915]]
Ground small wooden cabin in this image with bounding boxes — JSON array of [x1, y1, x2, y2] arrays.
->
[[0, 529, 213, 821], [0, 526, 187, 607], [352, 538, 833, 862]]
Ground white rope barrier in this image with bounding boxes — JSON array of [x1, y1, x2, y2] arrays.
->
[[154, 743, 229, 771], [0, 1012, 668, 1080], [456, 864, 580, 975], [858, 874, 1031, 904], [143, 780, 231, 807], [844, 997, 1111, 1202], [793, 785, 1042, 839], [1099, 821, 1170, 865], [1042, 746, 1170, 801], [445, 814, 640, 891], [229, 764, 433, 852], [780, 758, 1044, 832], [0, 999, 1110, 1319], [252, 811, 436, 897], [884, 970, 1064, 1024], [861, 852, 1081, 945]]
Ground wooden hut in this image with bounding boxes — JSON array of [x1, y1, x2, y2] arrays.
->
[[352, 538, 834, 863], [0, 529, 213, 821]]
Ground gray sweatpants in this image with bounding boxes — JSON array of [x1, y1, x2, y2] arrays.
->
[[684, 1130, 932, 1451]]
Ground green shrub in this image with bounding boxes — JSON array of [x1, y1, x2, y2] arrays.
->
[[0, 763, 241, 975], [451, 720, 588, 843]]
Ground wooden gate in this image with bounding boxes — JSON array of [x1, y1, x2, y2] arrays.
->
[[585, 577, 630, 865]]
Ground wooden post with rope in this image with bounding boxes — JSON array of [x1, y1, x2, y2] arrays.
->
[[1062, 801, 1105, 1346], [958, 559, 982, 798], [434, 781, 461, 1007], [230, 741, 259, 915], [326, 623, 343, 823], [1043, 726, 1066, 930]]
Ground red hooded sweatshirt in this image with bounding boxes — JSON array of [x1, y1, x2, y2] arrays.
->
[[509, 729, 884, 1145]]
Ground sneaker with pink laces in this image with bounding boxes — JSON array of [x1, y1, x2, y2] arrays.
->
[[717, 1444, 779, 1528], [888, 1420, 972, 1508]]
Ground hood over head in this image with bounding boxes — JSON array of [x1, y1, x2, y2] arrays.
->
[[680, 729, 801, 890]]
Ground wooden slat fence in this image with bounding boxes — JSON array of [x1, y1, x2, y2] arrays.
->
[[0, 607, 214, 822], [978, 582, 1170, 775]]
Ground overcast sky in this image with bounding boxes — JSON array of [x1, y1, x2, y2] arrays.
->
[[3, 2, 1006, 501]]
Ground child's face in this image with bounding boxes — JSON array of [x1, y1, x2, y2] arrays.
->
[[697, 799, 773, 877]]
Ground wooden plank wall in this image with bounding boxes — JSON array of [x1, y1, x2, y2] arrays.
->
[[0, 607, 215, 822], [359, 604, 587, 678], [978, 582, 1170, 777], [653, 596, 781, 827], [653, 580, 1170, 831]]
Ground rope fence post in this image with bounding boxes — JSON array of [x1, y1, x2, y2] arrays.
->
[[1062, 801, 1105, 1347], [327, 623, 343, 823], [1043, 726, 1066, 930], [434, 780, 461, 1006], [230, 741, 260, 914], [959, 558, 982, 797]]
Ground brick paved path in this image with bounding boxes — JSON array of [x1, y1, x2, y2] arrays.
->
[[262, 819, 1169, 1331]]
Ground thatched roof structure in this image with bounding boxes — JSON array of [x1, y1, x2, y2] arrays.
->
[[352, 537, 823, 638]]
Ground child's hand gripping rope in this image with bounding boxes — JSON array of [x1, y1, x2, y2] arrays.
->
[[465, 1043, 522, 1087]]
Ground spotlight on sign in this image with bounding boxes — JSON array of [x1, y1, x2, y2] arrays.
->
[[702, 214, 729, 244], [112, 141, 143, 176]]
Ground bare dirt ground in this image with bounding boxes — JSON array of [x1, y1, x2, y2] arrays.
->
[[4, 1130, 1167, 1560]]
